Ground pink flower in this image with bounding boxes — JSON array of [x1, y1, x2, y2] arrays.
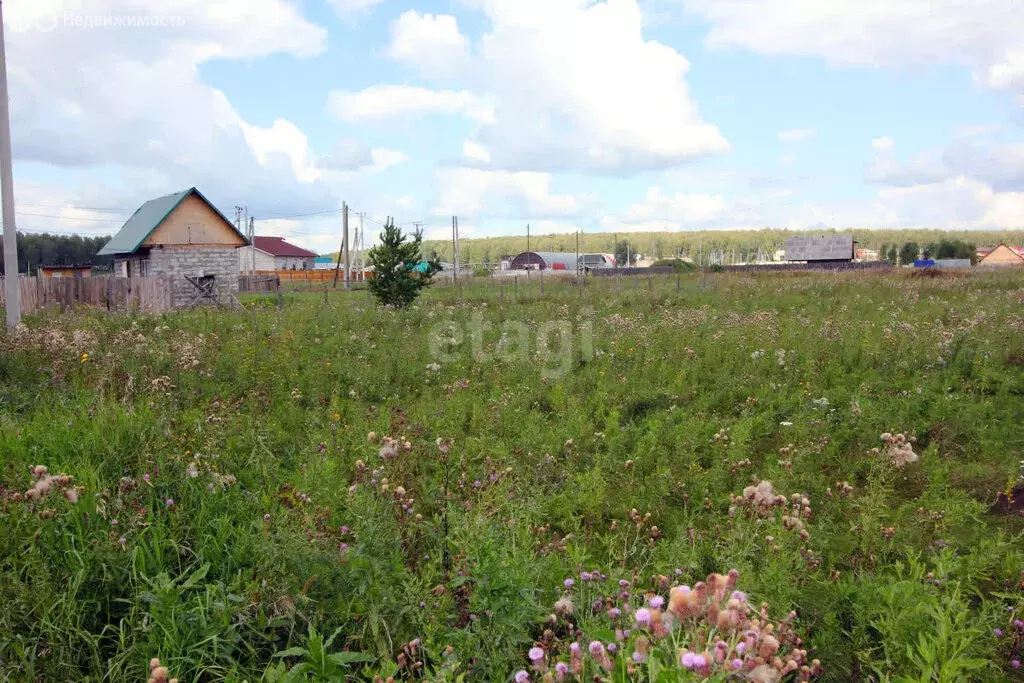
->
[[649, 596, 664, 609], [732, 658, 744, 670], [564, 578, 574, 589], [634, 608, 651, 627], [554, 662, 568, 679], [514, 670, 529, 683], [680, 652, 697, 669], [588, 641, 604, 658], [164, 499, 174, 507], [528, 647, 544, 662]]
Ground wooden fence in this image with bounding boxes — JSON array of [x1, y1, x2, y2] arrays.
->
[[238, 274, 281, 293], [0, 276, 174, 314], [243, 269, 368, 283]]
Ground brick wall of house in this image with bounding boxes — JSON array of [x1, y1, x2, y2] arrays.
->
[[147, 246, 240, 306]]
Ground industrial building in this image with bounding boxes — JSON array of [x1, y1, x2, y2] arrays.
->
[[508, 252, 614, 271], [784, 234, 856, 263]]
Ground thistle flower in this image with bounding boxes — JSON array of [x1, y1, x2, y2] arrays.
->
[[554, 662, 568, 679], [514, 670, 529, 683], [528, 647, 545, 663], [634, 608, 652, 627], [1012, 660, 1020, 669], [588, 641, 604, 657], [649, 596, 665, 609], [564, 578, 574, 589], [165, 498, 174, 508]]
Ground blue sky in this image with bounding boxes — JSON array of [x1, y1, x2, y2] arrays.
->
[[4, 0, 1024, 251]]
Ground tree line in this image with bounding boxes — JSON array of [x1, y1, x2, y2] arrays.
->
[[420, 228, 1022, 266], [0, 232, 114, 276]]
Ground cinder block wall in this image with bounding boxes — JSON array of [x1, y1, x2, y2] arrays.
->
[[148, 247, 239, 306]]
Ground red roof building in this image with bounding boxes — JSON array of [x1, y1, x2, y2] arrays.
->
[[240, 236, 318, 271]]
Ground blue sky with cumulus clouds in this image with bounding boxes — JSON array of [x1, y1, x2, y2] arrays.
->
[[3, 0, 1024, 251]]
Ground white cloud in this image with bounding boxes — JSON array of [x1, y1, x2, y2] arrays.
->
[[387, 11, 469, 78], [985, 51, 1024, 90], [1, 0, 382, 217], [624, 187, 727, 224], [866, 151, 949, 187], [327, 0, 385, 18], [431, 168, 591, 219], [942, 136, 1024, 191], [686, 0, 1024, 99], [328, 86, 494, 123], [871, 136, 895, 151], [463, 140, 492, 163], [241, 119, 322, 184], [778, 128, 817, 143], [369, 149, 410, 173], [385, 0, 728, 174], [867, 130, 1024, 191]]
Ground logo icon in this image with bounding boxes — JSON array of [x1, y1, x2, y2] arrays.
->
[[9, 10, 59, 34]]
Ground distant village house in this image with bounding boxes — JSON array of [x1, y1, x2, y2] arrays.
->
[[978, 244, 1024, 267], [238, 236, 317, 272], [39, 264, 93, 279]]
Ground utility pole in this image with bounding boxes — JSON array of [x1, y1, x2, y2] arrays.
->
[[526, 223, 530, 278], [333, 202, 346, 288], [1, 1, 21, 327], [359, 213, 365, 278], [343, 203, 350, 289], [248, 216, 255, 275], [451, 216, 461, 283], [575, 229, 580, 277]]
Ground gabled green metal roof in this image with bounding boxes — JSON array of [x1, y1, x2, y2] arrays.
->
[[97, 187, 248, 256]]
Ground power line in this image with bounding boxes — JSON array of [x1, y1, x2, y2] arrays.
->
[[14, 211, 126, 223], [252, 207, 345, 219]]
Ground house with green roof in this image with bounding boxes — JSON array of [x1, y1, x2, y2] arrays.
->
[[99, 187, 248, 305]]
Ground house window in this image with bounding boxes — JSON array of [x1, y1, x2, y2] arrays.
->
[[140, 259, 150, 277]]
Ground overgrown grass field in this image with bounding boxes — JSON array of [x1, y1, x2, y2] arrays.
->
[[2, 270, 1023, 682]]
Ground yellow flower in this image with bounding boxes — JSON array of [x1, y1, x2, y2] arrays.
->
[[81, 353, 89, 363]]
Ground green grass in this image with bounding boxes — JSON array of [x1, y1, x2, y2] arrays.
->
[[2, 269, 1023, 682]]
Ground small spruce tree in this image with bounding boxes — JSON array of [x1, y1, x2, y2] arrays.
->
[[366, 218, 440, 308]]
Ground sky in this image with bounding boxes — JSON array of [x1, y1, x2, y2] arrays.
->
[[3, 0, 1024, 251]]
